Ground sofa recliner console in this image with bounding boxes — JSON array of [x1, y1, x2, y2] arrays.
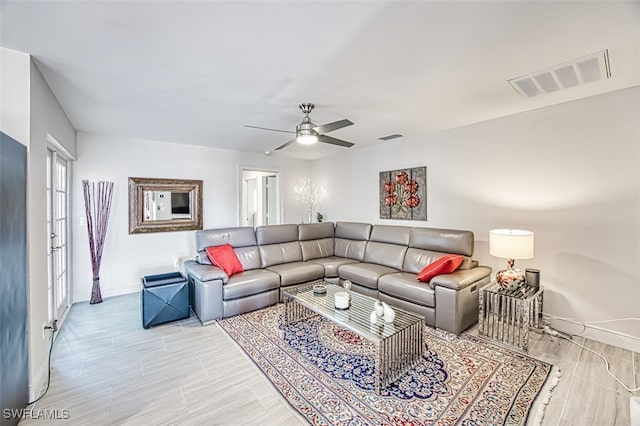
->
[[185, 222, 491, 334]]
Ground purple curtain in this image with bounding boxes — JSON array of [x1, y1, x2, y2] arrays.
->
[[82, 180, 114, 304]]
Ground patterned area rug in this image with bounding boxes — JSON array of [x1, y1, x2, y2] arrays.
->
[[218, 304, 556, 425]]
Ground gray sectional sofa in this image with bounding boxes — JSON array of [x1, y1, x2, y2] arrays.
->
[[184, 222, 491, 334]]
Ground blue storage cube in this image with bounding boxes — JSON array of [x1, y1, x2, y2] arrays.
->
[[141, 272, 189, 328]]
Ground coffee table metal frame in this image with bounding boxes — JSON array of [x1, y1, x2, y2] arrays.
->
[[283, 281, 424, 394]]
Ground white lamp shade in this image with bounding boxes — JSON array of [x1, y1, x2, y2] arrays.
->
[[489, 229, 534, 260]]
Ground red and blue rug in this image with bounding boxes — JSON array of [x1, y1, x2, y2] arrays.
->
[[218, 304, 558, 425]]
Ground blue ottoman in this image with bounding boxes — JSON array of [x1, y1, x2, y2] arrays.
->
[[141, 272, 190, 329]]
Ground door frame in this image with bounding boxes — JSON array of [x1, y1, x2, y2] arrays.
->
[[239, 166, 282, 227], [46, 134, 74, 325]]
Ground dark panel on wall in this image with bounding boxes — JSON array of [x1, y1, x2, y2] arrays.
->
[[0, 132, 28, 426]]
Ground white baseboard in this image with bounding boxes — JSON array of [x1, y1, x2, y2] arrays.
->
[[101, 282, 139, 299], [549, 317, 640, 353], [73, 282, 139, 303], [29, 347, 50, 402]]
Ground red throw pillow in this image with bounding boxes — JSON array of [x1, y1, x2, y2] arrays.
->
[[205, 244, 244, 277], [416, 254, 464, 283]]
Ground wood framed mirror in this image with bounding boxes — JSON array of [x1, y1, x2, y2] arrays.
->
[[128, 177, 203, 234]]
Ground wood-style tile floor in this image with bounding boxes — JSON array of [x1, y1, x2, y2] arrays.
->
[[21, 294, 638, 425]]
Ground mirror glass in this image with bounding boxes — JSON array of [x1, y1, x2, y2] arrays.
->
[[143, 191, 192, 221], [129, 177, 203, 234]]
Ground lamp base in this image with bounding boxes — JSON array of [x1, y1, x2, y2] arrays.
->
[[496, 268, 526, 291]]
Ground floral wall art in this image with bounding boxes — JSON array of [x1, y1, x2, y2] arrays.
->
[[379, 167, 427, 221]]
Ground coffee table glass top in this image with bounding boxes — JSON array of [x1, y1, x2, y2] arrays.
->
[[283, 281, 424, 342]]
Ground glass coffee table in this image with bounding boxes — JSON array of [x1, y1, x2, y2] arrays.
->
[[283, 281, 425, 393]]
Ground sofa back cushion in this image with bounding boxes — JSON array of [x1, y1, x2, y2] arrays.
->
[[195, 227, 261, 270], [370, 225, 411, 246], [300, 238, 334, 261], [409, 227, 474, 257], [363, 241, 407, 270], [334, 222, 372, 261], [256, 224, 302, 267], [299, 222, 335, 240], [196, 226, 257, 250], [259, 242, 303, 267], [403, 248, 443, 274], [362, 225, 411, 270], [335, 221, 372, 240], [234, 246, 263, 270], [299, 223, 335, 261], [256, 224, 298, 245]]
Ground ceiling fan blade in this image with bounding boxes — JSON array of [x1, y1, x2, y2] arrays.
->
[[318, 135, 355, 148], [244, 124, 295, 134], [274, 138, 298, 151], [313, 119, 354, 135]]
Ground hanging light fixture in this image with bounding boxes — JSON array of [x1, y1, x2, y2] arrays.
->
[[296, 103, 318, 145], [296, 130, 318, 145]]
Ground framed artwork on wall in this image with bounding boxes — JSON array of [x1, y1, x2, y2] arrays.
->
[[379, 166, 427, 221]]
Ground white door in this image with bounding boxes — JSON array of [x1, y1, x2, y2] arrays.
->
[[47, 149, 69, 321], [243, 178, 257, 227], [241, 169, 281, 227], [263, 175, 277, 225]]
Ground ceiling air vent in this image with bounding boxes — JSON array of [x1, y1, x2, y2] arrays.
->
[[508, 49, 611, 98], [378, 134, 404, 141]]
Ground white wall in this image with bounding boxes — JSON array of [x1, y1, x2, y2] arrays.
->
[[313, 87, 640, 351], [72, 133, 311, 302], [28, 59, 77, 398], [0, 47, 30, 145], [0, 49, 77, 399]]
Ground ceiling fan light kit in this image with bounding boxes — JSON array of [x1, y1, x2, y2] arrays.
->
[[244, 103, 355, 151], [297, 133, 318, 145], [296, 105, 319, 144]]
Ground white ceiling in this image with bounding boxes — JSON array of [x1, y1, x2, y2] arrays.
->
[[2, 1, 639, 160]]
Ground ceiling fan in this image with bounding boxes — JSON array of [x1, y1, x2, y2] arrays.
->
[[244, 103, 355, 151]]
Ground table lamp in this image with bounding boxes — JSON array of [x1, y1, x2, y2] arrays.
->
[[489, 229, 534, 290]]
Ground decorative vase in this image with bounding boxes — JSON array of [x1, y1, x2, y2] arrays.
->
[[374, 300, 384, 317], [343, 280, 352, 292], [382, 302, 395, 323], [496, 268, 525, 291], [369, 311, 378, 324]]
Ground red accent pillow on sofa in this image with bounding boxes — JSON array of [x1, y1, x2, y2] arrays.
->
[[205, 244, 244, 277], [416, 254, 464, 283]]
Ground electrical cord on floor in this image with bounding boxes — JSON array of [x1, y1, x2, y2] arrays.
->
[[541, 321, 640, 394], [543, 313, 640, 336], [26, 325, 57, 406]]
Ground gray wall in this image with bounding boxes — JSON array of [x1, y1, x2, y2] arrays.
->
[[0, 132, 28, 425]]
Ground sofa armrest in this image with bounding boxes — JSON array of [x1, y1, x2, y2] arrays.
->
[[184, 260, 229, 284], [430, 266, 492, 291]]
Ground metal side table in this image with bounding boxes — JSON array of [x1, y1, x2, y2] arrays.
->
[[478, 281, 543, 352]]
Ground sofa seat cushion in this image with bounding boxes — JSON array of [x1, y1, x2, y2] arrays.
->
[[266, 261, 325, 286], [307, 257, 360, 278], [378, 272, 435, 308], [222, 269, 280, 300], [338, 262, 398, 289]]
